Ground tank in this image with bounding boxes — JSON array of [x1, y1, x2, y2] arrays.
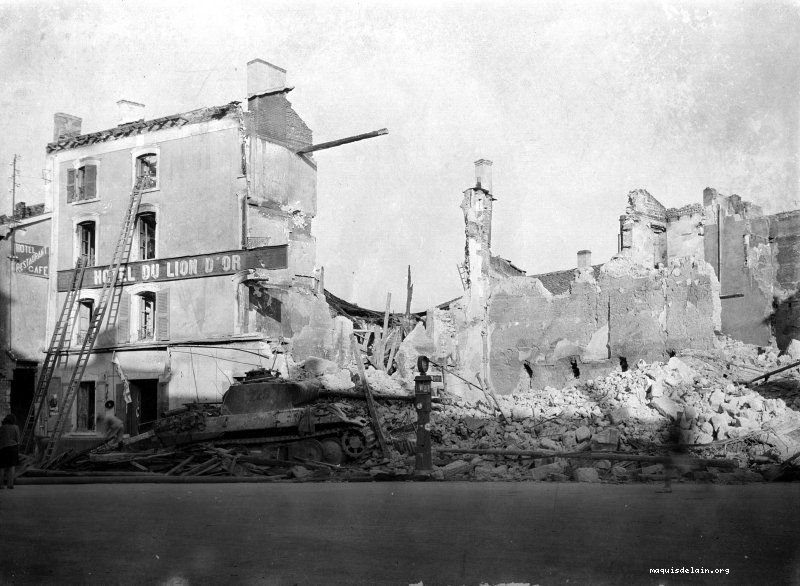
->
[[149, 370, 374, 465]]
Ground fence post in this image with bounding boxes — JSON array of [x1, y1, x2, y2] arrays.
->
[[415, 355, 432, 475]]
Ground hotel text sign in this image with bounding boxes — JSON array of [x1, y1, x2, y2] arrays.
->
[[14, 242, 49, 278], [57, 245, 287, 291]]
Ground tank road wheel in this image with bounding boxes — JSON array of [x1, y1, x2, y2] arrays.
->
[[341, 430, 371, 460], [320, 438, 344, 465], [288, 439, 324, 462]]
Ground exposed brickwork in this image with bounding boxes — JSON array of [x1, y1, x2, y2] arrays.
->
[[247, 91, 312, 150]]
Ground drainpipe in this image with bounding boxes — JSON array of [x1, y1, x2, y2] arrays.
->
[[717, 202, 722, 290]]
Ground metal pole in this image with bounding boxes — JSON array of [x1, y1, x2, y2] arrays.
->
[[414, 355, 432, 475]]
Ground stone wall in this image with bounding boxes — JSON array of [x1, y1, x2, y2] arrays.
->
[[481, 256, 719, 393]]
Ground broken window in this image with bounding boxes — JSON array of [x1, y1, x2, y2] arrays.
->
[[135, 153, 158, 189], [77, 299, 94, 345], [240, 281, 285, 336], [138, 292, 156, 341], [76, 381, 95, 432], [67, 164, 97, 203], [76, 221, 96, 266], [136, 212, 157, 260]]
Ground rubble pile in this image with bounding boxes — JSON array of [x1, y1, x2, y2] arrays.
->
[[372, 335, 800, 483], [26, 336, 798, 484]]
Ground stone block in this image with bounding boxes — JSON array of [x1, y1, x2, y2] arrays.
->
[[511, 405, 534, 421], [573, 467, 600, 482], [575, 425, 592, 442], [591, 428, 620, 451], [650, 396, 681, 420], [540, 437, 561, 451]]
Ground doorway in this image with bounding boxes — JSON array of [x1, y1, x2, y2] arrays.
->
[[126, 379, 159, 435], [10, 367, 36, 428]]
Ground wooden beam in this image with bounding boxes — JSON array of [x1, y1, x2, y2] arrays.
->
[[405, 265, 413, 317], [297, 128, 388, 154], [349, 333, 389, 458]]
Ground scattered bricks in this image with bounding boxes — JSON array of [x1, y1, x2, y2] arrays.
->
[[575, 425, 592, 443], [609, 406, 631, 424], [650, 396, 681, 420], [431, 469, 445, 480], [573, 467, 600, 483]]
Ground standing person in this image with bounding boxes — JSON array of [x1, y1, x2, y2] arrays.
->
[[95, 412, 125, 449], [0, 414, 21, 489]]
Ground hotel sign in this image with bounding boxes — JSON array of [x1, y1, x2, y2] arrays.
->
[[57, 245, 287, 292], [13, 242, 49, 278]]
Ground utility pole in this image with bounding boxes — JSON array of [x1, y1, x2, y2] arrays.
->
[[3, 155, 20, 410], [9, 154, 19, 262]]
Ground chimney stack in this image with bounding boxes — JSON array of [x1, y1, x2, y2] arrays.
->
[[117, 100, 145, 125], [53, 113, 82, 142], [474, 159, 493, 192], [247, 59, 287, 97], [577, 250, 592, 269]]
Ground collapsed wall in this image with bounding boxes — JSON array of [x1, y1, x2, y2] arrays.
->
[[481, 255, 720, 393]]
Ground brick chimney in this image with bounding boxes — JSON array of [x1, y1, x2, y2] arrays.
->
[[117, 100, 145, 125], [246, 58, 311, 150], [247, 59, 287, 97], [577, 249, 591, 269], [475, 159, 493, 192], [53, 113, 82, 142]]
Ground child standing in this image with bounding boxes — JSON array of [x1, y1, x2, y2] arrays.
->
[[0, 414, 21, 489]]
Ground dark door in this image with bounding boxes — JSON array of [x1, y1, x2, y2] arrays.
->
[[126, 379, 159, 435], [10, 367, 36, 428]]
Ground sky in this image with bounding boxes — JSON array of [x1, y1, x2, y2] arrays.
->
[[1, 0, 798, 311]]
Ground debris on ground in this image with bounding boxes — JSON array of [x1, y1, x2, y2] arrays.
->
[[23, 335, 800, 484]]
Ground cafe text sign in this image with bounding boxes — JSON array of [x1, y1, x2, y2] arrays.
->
[[14, 242, 49, 278], [57, 245, 287, 291]]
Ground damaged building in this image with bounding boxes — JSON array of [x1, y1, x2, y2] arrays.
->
[[36, 59, 337, 449], [0, 203, 52, 424], [408, 161, 800, 398]]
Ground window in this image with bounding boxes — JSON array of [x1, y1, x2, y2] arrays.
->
[[77, 299, 94, 345], [135, 153, 158, 189], [138, 292, 156, 341], [77, 221, 96, 266], [67, 164, 97, 203], [76, 381, 95, 432], [136, 212, 157, 260]]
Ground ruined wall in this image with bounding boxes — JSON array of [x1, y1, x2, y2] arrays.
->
[[770, 210, 800, 351], [665, 204, 705, 260], [618, 190, 667, 267], [702, 191, 774, 345], [482, 256, 719, 394]]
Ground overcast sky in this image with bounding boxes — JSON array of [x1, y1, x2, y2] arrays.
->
[[1, 0, 798, 311]]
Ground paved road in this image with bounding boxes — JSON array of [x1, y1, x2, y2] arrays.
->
[[1, 481, 799, 585]]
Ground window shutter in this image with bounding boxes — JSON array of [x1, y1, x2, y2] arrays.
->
[[116, 292, 130, 344], [84, 164, 97, 200], [156, 289, 170, 341], [66, 168, 76, 203]]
